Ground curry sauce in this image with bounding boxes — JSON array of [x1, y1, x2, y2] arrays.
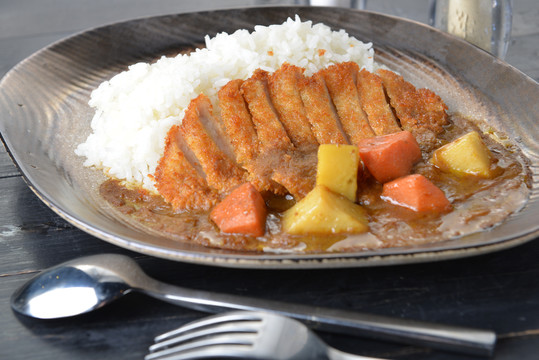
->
[[100, 115, 530, 253]]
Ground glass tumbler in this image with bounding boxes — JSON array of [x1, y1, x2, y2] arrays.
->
[[429, 0, 513, 59]]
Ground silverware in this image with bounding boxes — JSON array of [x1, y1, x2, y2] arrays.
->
[[11, 254, 495, 356], [146, 310, 387, 360]]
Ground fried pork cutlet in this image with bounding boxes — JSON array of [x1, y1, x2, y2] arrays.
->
[[218, 79, 285, 195], [154, 62, 450, 211], [153, 125, 219, 211], [299, 72, 348, 145], [377, 69, 448, 150], [321, 62, 375, 144], [267, 63, 318, 149], [241, 69, 294, 152], [357, 69, 402, 136], [180, 94, 247, 193]]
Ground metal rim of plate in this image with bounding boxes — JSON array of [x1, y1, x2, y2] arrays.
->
[[1, 6, 538, 268]]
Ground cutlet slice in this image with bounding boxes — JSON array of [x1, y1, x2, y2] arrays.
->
[[271, 149, 317, 199], [219, 79, 284, 194], [377, 69, 448, 150], [180, 94, 246, 193], [267, 63, 318, 148], [299, 72, 348, 145], [153, 125, 219, 211], [241, 69, 293, 152], [321, 62, 375, 143], [357, 69, 402, 135], [242, 69, 315, 198], [218, 79, 260, 167]]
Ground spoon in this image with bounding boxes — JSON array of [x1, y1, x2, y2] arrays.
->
[[11, 254, 496, 356]]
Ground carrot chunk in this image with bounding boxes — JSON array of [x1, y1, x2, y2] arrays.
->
[[357, 131, 422, 183], [381, 174, 451, 213], [210, 183, 267, 237]]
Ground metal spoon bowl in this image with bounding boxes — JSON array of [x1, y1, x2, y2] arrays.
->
[[10, 254, 496, 356], [11, 254, 139, 319]]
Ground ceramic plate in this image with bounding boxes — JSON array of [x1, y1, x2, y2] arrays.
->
[[1, 7, 538, 268]]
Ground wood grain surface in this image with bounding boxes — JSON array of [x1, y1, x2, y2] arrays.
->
[[1, 1, 538, 359]]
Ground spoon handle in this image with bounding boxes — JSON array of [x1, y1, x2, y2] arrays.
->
[[139, 279, 495, 356]]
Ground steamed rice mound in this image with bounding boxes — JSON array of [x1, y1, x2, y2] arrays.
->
[[75, 15, 377, 191]]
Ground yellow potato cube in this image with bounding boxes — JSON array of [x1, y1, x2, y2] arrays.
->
[[316, 144, 360, 201], [430, 131, 493, 178], [282, 185, 369, 235]]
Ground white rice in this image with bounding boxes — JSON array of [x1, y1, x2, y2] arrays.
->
[[75, 15, 378, 191]]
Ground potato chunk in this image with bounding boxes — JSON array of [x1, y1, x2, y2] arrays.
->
[[430, 131, 493, 178], [282, 185, 369, 235], [316, 144, 360, 201]]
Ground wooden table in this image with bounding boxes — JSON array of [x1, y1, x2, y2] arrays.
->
[[1, 1, 538, 359]]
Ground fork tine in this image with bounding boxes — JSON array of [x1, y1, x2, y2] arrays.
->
[[145, 333, 257, 360], [155, 312, 263, 342], [149, 320, 259, 352]]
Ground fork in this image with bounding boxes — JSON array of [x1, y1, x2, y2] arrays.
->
[[146, 311, 388, 360]]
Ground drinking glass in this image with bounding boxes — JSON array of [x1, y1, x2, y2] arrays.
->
[[429, 0, 513, 59]]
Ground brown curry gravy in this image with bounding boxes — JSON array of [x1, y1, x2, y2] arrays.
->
[[100, 115, 531, 253]]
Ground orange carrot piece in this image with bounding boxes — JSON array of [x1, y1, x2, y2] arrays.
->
[[210, 183, 267, 237], [357, 131, 422, 183], [382, 174, 451, 213]]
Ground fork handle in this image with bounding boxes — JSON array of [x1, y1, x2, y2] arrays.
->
[[137, 277, 496, 357]]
